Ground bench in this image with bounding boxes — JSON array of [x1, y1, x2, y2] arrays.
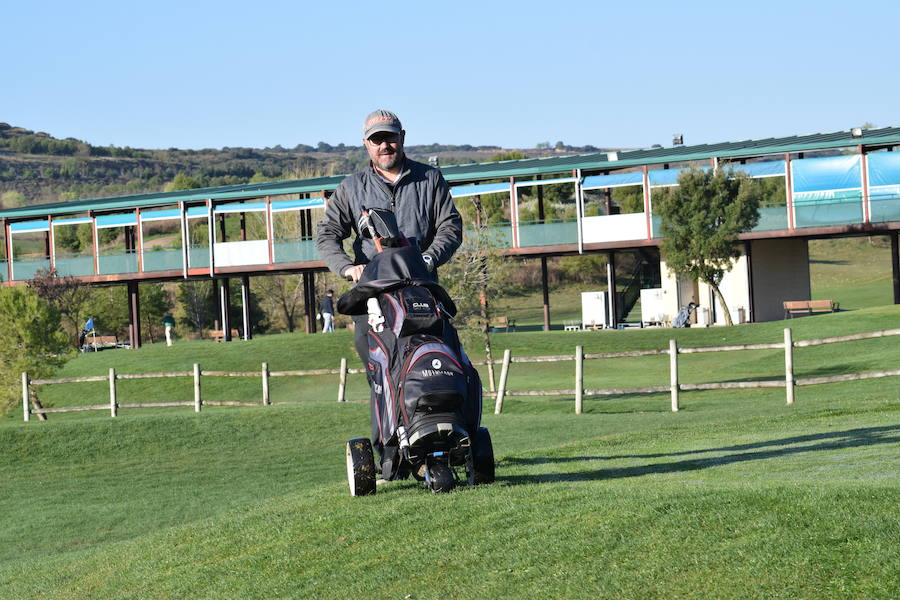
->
[[490, 316, 516, 333], [210, 328, 241, 342], [563, 320, 581, 331], [82, 335, 121, 352], [783, 299, 839, 319]]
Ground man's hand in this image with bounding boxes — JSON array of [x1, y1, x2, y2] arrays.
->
[[343, 265, 365, 282]]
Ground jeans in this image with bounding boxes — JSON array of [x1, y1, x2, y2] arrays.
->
[[321, 312, 334, 333]]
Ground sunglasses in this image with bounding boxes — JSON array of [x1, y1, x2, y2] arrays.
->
[[367, 133, 400, 145]]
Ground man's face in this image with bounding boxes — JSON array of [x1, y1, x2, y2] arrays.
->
[[365, 130, 405, 172]]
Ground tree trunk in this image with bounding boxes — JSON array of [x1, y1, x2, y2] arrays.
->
[[708, 280, 734, 326], [480, 288, 496, 392]]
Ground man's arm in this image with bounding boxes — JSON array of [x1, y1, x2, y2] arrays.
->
[[315, 186, 356, 278], [423, 172, 463, 267]]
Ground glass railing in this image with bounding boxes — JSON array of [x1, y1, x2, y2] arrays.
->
[[273, 238, 318, 263], [55, 255, 95, 277], [752, 204, 789, 232], [11, 257, 50, 280], [143, 248, 185, 272], [98, 252, 138, 275], [651, 215, 663, 239], [870, 190, 900, 223], [188, 246, 210, 269], [518, 219, 577, 247], [794, 191, 864, 228]]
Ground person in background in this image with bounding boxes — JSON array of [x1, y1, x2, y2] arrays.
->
[[163, 314, 176, 346], [320, 289, 335, 333]]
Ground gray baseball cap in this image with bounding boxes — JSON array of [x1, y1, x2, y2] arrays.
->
[[363, 109, 402, 139]]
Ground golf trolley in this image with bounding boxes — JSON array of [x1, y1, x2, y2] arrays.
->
[[340, 208, 495, 495]]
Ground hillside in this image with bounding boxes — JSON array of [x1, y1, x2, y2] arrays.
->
[[0, 122, 613, 206]]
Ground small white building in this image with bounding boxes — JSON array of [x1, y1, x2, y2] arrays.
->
[[651, 238, 811, 325]]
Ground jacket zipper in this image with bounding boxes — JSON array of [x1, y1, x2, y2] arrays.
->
[[372, 162, 409, 211]]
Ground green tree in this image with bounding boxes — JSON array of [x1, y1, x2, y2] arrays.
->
[[0, 286, 72, 415], [255, 275, 305, 332], [140, 283, 175, 343], [165, 172, 206, 191], [1, 190, 27, 208], [488, 151, 527, 162], [176, 280, 214, 334], [656, 167, 762, 326]]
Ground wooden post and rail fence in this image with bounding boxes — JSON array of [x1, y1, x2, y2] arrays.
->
[[21, 327, 900, 421], [22, 361, 367, 421], [490, 327, 900, 414]]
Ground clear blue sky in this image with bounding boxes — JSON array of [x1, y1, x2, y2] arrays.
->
[[3, 0, 898, 151]]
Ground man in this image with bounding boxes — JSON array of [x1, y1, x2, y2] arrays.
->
[[316, 109, 463, 367], [319, 289, 335, 333]]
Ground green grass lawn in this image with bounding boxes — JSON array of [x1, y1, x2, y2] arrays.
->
[[2, 308, 900, 598], [1, 239, 898, 599]]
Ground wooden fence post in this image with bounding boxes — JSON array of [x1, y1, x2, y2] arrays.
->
[[494, 349, 512, 415], [109, 367, 117, 417], [669, 339, 680, 412], [261, 362, 270, 405], [575, 345, 584, 414], [337, 357, 348, 403], [194, 363, 202, 412], [784, 328, 794, 405], [22, 372, 29, 422]]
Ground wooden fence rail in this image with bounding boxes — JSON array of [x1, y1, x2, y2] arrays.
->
[[23, 326, 900, 421], [492, 327, 900, 414], [22, 361, 367, 421]]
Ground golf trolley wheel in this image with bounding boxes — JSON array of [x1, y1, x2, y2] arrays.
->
[[472, 427, 495, 485], [427, 462, 454, 494], [346, 438, 376, 496]]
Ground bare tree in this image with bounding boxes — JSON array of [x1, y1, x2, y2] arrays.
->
[[26, 268, 91, 342]]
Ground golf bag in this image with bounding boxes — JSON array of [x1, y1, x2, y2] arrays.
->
[[338, 209, 491, 491], [672, 302, 697, 328]]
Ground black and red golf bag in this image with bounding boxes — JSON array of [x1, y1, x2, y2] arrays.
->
[[338, 209, 493, 492]]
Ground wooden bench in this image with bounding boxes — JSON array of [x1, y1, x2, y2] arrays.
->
[[83, 335, 121, 351], [490, 316, 516, 332], [210, 328, 241, 342], [783, 299, 839, 319]]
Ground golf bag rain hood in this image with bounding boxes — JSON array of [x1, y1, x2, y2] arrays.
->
[[336, 245, 457, 317]]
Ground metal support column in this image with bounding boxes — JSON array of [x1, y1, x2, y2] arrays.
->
[[303, 271, 317, 334], [241, 274, 252, 340], [892, 232, 900, 305], [606, 251, 618, 329], [541, 256, 551, 331], [127, 281, 141, 349], [219, 278, 232, 341], [536, 175, 544, 223]]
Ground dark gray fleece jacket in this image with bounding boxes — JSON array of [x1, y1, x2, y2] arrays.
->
[[315, 158, 463, 277]]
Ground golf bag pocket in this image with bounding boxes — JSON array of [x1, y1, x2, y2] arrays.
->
[[399, 337, 468, 423], [367, 339, 396, 445], [380, 286, 442, 337]]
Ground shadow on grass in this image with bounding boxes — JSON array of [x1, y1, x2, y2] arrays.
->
[[497, 425, 900, 485]]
